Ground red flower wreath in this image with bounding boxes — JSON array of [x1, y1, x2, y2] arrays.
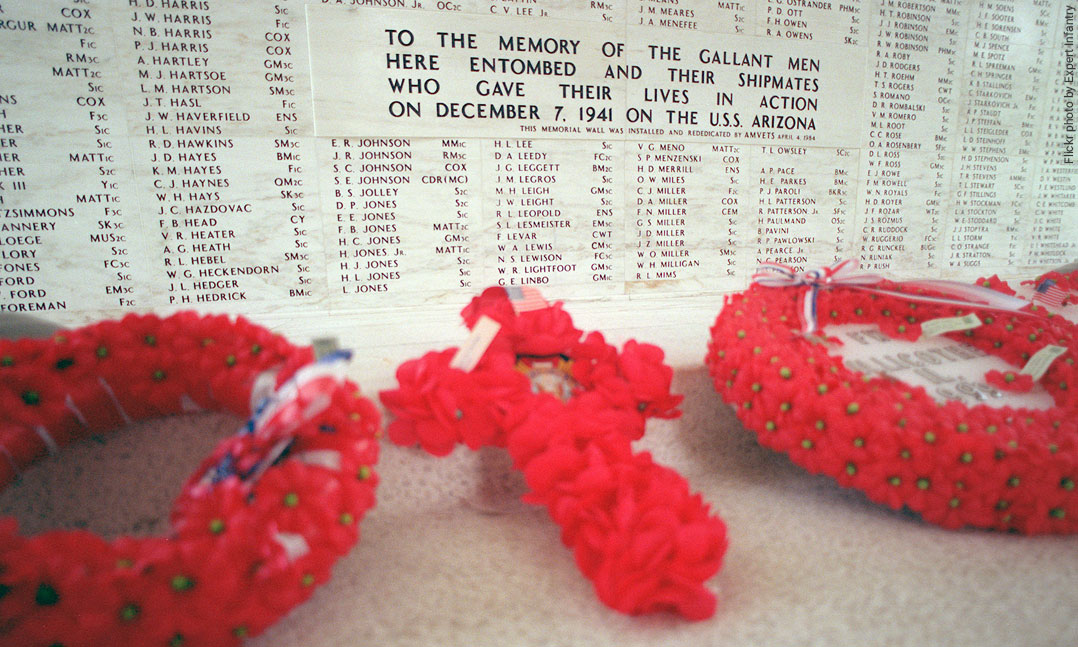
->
[[0, 312, 380, 646], [380, 287, 727, 620], [706, 265, 1077, 534]]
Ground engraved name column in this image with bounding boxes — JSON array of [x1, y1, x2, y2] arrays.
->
[[1026, 0, 1078, 269], [124, 0, 300, 310], [752, 145, 857, 270], [483, 138, 608, 296], [758, 0, 865, 46], [713, 143, 749, 285], [0, 1, 144, 315], [948, 0, 1053, 276], [326, 137, 413, 300], [488, 0, 619, 23], [627, 141, 733, 293], [259, 0, 320, 302], [429, 138, 478, 294], [326, 135, 480, 304], [856, 0, 965, 274], [632, 0, 729, 32]]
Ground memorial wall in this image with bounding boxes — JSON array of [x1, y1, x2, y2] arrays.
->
[[0, 0, 1075, 364]]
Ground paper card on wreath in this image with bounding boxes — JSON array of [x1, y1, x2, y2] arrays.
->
[[449, 315, 501, 372], [829, 323, 1055, 410]]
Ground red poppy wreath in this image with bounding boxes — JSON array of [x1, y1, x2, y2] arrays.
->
[[706, 261, 1077, 534], [380, 287, 728, 620], [0, 312, 380, 647]]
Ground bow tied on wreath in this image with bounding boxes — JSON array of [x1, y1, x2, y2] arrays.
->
[[753, 259, 1034, 333]]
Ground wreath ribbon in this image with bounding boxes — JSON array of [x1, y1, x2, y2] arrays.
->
[[196, 350, 354, 491], [753, 259, 1033, 333]]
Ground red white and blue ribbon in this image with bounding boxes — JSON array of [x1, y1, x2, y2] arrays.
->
[[753, 259, 1032, 333], [200, 349, 353, 487]]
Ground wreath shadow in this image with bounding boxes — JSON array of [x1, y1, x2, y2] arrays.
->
[[666, 364, 923, 526]]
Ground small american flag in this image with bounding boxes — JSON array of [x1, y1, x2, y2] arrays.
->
[[505, 286, 548, 313], [1032, 278, 1066, 308]]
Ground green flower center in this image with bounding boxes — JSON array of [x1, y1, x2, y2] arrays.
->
[[120, 603, 140, 622], [35, 583, 60, 606]]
